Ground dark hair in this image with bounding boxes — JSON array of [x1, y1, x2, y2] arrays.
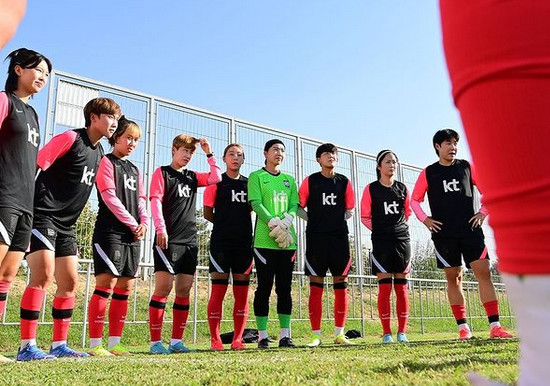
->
[[223, 143, 245, 158], [375, 149, 398, 180], [108, 115, 141, 146], [432, 128, 459, 156], [4, 48, 52, 93], [83, 97, 121, 127], [264, 139, 284, 152], [315, 143, 337, 158]]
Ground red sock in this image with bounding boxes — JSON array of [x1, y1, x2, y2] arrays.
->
[[52, 296, 75, 342], [108, 288, 130, 338], [149, 295, 167, 342], [20, 287, 45, 340], [308, 283, 324, 331], [394, 280, 409, 333], [172, 297, 189, 340], [334, 282, 348, 329], [207, 281, 228, 341], [232, 280, 249, 343], [483, 300, 500, 323], [0, 280, 11, 317], [88, 287, 112, 339], [451, 304, 468, 326], [378, 280, 392, 335]]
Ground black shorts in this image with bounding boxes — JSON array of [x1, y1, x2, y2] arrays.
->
[[209, 243, 253, 274], [433, 234, 488, 269], [153, 243, 198, 275], [28, 215, 77, 257], [93, 232, 140, 277], [371, 238, 411, 274], [0, 206, 32, 252], [304, 232, 352, 277]]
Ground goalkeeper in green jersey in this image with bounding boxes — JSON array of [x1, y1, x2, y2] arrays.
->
[[248, 139, 298, 349]]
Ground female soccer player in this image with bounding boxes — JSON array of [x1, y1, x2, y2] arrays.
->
[[0, 48, 51, 363], [440, 1, 549, 383], [248, 139, 298, 349], [87, 117, 148, 356], [204, 143, 253, 351], [361, 150, 411, 343], [17, 97, 120, 361], [148, 135, 221, 354]]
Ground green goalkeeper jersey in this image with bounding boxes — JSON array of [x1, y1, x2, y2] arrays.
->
[[248, 168, 298, 250]]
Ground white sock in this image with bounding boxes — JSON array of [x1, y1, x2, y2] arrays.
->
[[258, 330, 268, 340], [170, 338, 181, 346], [335, 327, 344, 336], [89, 338, 102, 349], [108, 336, 121, 348], [51, 340, 66, 349], [20, 339, 36, 349], [458, 323, 470, 331], [490, 321, 501, 329], [280, 328, 290, 339], [151, 340, 161, 347], [312, 330, 321, 336]]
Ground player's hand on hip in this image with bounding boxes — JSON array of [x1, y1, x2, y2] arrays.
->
[[469, 212, 487, 229], [423, 217, 442, 233], [156, 231, 168, 249]]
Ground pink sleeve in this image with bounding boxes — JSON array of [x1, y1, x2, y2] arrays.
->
[[196, 156, 222, 187], [360, 184, 373, 230], [404, 186, 412, 220], [0, 92, 9, 127], [470, 162, 489, 215], [37, 130, 77, 171], [149, 167, 166, 234], [345, 179, 355, 210], [411, 169, 429, 222], [138, 170, 149, 227], [298, 177, 309, 208], [203, 184, 217, 207], [96, 157, 139, 231]]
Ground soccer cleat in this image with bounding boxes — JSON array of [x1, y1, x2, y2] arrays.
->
[[17, 344, 57, 361], [334, 334, 354, 345], [0, 354, 13, 363], [150, 342, 170, 355], [231, 341, 246, 350], [397, 332, 409, 343], [257, 338, 270, 349], [89, 345, 114, 357], [459, 328, 473, 341], [49, 344, 90, 358], [109, 344, 130, 356], [211, 339, 224, 351], [490, 326, 514, 339], [168, 341, 193, 353], [382, 334, 394, 343], [278, 337, 296, 348], [306, 336, 322, 348]]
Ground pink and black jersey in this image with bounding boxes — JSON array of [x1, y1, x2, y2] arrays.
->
[[412, 159, 479, 238], [298, 172, 354, 234], [150, 158, 221, 245], [95, 153, 147, 236], [0, 92, 40, 214], [203, 173, 252, 247], [362, 181, 410, 241], [34, 128, 104, 230]]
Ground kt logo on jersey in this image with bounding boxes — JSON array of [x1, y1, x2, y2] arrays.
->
[[231, 190, 246, 203], [443, 179, 460, 193]]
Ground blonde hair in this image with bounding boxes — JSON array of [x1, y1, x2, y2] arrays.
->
[[172, 135, 199, 153]]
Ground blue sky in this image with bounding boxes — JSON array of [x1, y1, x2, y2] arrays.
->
[[2, 0, 465, 167]]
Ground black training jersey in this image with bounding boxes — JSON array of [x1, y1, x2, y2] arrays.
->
[[34, 128, 104, 230], [425, 159, 478, 237], [203, 173, 252, 246], [298, 172, 354, 234], [368, 180, 410, 240], [0, 92, 40, 214], [95, 154, 140, 235], [151, 166, 199, 245]]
